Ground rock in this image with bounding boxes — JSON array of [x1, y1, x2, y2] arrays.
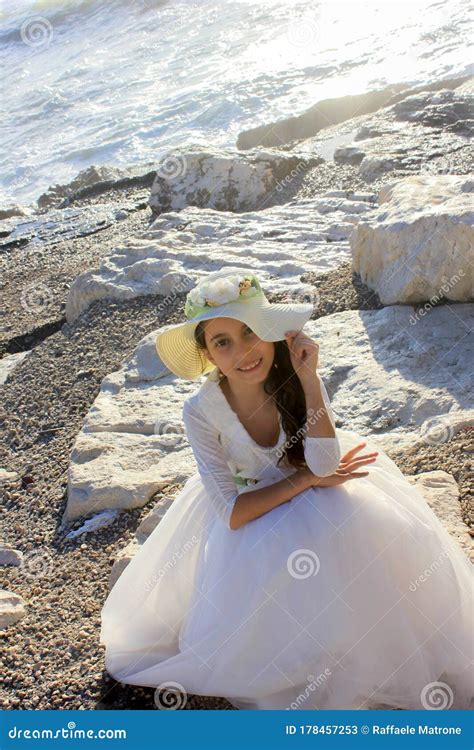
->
[[0, 469, 19, 486], [0, 351, 31, 385], [108, 496, 175, 590], [416, 412, 474, 447], [64, 335, 197, 522], [237, 77, 470, 149], [65, 510, 120, 539], [0, 205, 33, 220], [331, 86, 472, 179], [148, 145, 322, 215], [37, 163, 156, 209], [390, 88, 473, 134], [0, 590, 27, 630], [0, 204, 117, 253], [108, 539, 141, 590], [0, 545, 24, 567], [66, 192, 376, 321], [135, 495, 175, 542], [65, 431, 192, 523], [350, 175, 474, 304], [238, 84, 416, 149], [334, 117, 468, 179], [406, 471, 473, 560], [303, 303, 474, 453]]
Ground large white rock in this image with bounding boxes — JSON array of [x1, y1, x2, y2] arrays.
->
[[148, 145, 322, 215], [64, 333, 197, 523], [304, 303, 474, 453], [66, 192, 376, 322], [350, 175, 474, 304]]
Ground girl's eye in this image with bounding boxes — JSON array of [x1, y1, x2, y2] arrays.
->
[[215, 329, 253, 347]]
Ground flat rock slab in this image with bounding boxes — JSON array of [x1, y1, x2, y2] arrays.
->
[[304, 303, 474, 452], [64, 333, 197, 523], [66, 191, 377, 322]]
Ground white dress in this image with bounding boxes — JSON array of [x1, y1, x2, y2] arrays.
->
[[100, 367, 474, 710]]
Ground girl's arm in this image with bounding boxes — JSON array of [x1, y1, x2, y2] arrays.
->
[[182, 398, 240, 528], [182, 398, 316, 531], [302, 375, 341, 477], [228, 468, 315, 530]]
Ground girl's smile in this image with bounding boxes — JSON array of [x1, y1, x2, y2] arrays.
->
[[237, 356, 263, 372]]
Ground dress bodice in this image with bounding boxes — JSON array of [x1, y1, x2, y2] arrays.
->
[[187, 367, 296, 493]]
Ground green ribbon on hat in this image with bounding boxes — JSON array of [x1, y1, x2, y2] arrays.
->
[[184, 272, 264, 320]]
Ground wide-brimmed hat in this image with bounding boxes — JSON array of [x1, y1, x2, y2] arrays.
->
[[155, 266, 314, 380]]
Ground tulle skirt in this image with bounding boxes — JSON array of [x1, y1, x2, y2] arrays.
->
[[100, 429, 474, 710]]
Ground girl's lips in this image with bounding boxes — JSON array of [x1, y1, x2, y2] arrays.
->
[[238, 357, 262, 372]]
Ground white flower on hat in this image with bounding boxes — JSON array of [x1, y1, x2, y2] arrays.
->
[[188, 273, 258, 309]]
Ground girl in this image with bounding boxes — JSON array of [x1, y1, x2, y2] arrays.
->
[[100, 266, 473, 710]]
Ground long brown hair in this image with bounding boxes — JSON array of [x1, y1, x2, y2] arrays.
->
[[194, 321, 308, 469]]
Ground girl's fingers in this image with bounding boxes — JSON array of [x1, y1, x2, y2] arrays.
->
[[341, 456, 377, 471], [341, 443, 369, 461], [334, 470, 370, 484], [339, 458, 377, 470], [340, 452, 378, 465]]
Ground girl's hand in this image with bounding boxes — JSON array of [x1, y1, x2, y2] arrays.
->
[[284, 330, 320, 387], [306, 442, 379, 488]]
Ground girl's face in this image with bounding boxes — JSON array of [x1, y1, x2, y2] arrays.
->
[[202, 317, 275, 382]]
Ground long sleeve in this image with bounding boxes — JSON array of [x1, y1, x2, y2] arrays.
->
[[303, 377, 341, 477], [182, 398, 239, 529]]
